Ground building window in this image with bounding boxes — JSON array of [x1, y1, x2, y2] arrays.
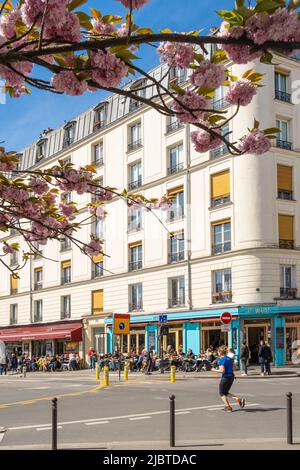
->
[[212, 220, 231, 255], [36, 139, 47, 162], [279, 214, 294, 249], [212, 86, 230, 111], [61, 295, 71, 319], [167, 186, 184, 221], [166, 115, 184, 134], [280, 265, 297, 299], [92, 290, 104, 315], [10, 304, 18, 325], [129, 243, 143, 271], [169, 276, 185, 308], [33, 243, 43, 259], [91, 178, 104, 203], [169, 67, 187, 85], [10, 250, 19, 267], [212, 269, 232, 303], [169, 231, 184, 263], [92, 217, 104, 239], [129, 79, 146, 111], [276, 119, 292, 150], [61, 191, 72, 204], [63, 122, 76, 148], [128, 161, 142, 190], [128, 207, 142, 233], [10, 275, 18, 295], [168, 144, 184, 174], [92, 142, 104, 167], [33, 300, 43, 323], [94, 104, 107, 130], [92, 254, 104, 278], [60, 236, 72, 252], [129, 283, 143, 311], [61, 260, 71, 284], [211, 170, 230, 208], [128, 122, 142, 152], [34, 268, 43, 290], [210, 124, 230, 159], [275, 71, 291, 103], [277, 164, 293, 200]]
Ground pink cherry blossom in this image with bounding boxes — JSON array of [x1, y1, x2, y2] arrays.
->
[[157, 42, 194, 68], [51, 71, 88, 96], [190, 61, 226, 89], [115, 0, 150, 9], [91, 50, 128, 88], [173, 91, 209, 123], [218, 20, 262, 64], [83, 239, 103, 257], [241, 130, 271, 155], [92, 18, 116, 36], [29, 177, 49, 195], [225, 79, 257, 107], [245, 9, 300, 45], [2, 244, 15, 255], [191, 129, 222, 153], [0, 9, 21, 39]]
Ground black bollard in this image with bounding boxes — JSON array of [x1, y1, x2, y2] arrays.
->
[[169, 395, 175, 448], [287, 392, 293, 445], [52, 397, 58, 450]]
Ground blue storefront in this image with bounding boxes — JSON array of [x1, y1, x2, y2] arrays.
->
[[105, 305, 300, 366]]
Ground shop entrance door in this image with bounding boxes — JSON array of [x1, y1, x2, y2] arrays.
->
[[163, 326, 183, 353], [247, 326, 267, 364], [202, 329, 228, 351]]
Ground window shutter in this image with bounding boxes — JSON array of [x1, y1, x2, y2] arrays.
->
[[168, 185, 184, 196], [277, 165, 292, 191], [10, 275, 18, 291], [211, 171, 230, 198], [92, 290, 104, 314], [62, 260, 71, 269], [93, 253, 103, 264], [279, 215, 294, 240], [129, 241, 142, 248], [211, 218, 231, 227]]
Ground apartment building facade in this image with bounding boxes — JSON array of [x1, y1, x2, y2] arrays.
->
[[1, 52, 300, 366]]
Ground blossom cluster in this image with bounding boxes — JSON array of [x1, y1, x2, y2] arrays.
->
[[240, 130, 271, 155], [191, 129, 222, 154], [157, 42, 194, 69], [173, 91, 209, 123], [115, 0, 150, 9], [225, 79, 257, 107]]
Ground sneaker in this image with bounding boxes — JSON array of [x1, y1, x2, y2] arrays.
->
[[237, 398, 246, 408], [261, 373, 265, 376], [241, 373, 247, 377], [224, 406, 233, 413]]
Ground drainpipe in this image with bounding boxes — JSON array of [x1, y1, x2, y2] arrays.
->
[[186, 123, 193, 311], [29, 255, 33, 355]]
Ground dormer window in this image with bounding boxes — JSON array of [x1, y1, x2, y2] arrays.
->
[[129, 79, 146, 112], [169, 67, 187, 86], [36, 139, 47, 162], [63, 121, 76, 148], [94, 104, 107, 131]]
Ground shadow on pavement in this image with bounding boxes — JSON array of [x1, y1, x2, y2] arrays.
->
[[235, 407, 284, 413], [175, 444, 224, 448]]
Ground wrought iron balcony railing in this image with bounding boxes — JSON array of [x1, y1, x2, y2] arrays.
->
[[212, 291, 232, 303], [167, 162, 184, 175], [168, 296, 185, 308], [280, 287, 297, 299], [279, 239, 294, 249], [212, 242, 231, 255], [128, 139, 143, 153], [275, 90, 291, 103], [128, 260, 143, 272], [276, 139, 292, 150]]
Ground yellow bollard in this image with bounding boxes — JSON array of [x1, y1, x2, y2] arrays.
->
[[102, 365, 109, 387], [170, 365, 176, 383], [124, 364, 129, 381], [95, 364, 100, 381]]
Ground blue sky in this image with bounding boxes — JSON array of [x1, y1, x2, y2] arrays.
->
[[0, 0, 234, 151]]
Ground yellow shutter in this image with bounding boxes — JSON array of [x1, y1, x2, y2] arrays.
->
[[93, 253, 103, 264], [279, 215, 294, 240], [168, 185, 184, 196], [61, 260, 71, 269], [92, 290, 103, 315], [129, 241, 142, 248], [211, 218, 231, 227], [211, 171, 230, 198], [277, 165, 292, 191], [10, 275, 18, 292]]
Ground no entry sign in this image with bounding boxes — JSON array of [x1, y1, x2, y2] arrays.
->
[[220, 312, 232, 325]]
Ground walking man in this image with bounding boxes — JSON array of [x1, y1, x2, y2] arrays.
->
[[240, 340, 250, 376], [258, 340, 269, 376], [212, 346, 245, 413]]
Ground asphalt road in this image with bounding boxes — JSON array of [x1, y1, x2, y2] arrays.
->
[[0, 371, 300, 450]]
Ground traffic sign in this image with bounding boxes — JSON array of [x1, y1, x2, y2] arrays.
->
[[220, 312, 232, 325], [113, 314, 130, 335], [159, 315, 168, 324]]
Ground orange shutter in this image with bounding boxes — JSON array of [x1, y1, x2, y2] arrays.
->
[[92, 290, 104, 315], [62, 260, 71, 269], [279, 215, 294, 240], [277, 165, 292, 191], [168, 185, 184, 196], [211, 171, 230, 198], [93, 253, 103, 264], [10, 275, 18, 292]]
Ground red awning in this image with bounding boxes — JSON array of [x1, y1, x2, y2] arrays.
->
[[0, 321, 82, 342]]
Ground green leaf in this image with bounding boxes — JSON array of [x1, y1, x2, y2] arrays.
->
[[90, 9, 101, 19], [75, 12, 92, 30], [211, 49, 228, 64], [235, 0, 245, 6], [288, 0, 300, 8], [253, 118, 260, 129], [160, 28, 172, 34], [263, 127, 281, 134], [254, 0, 281, 12], [135, 27, 153, 35], [170, 83, 185, 95], [67, 0, 87, 11], [260, 52, 274, 65]]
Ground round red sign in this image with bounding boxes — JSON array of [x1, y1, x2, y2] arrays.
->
[[220, 312, 232, 325]]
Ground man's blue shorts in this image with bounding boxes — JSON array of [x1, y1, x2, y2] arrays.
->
[[219, 376, 235, 396]]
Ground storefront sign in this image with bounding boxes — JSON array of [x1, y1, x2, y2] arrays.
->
[[113, 314, 130, 335], [220, 312, 232, 325], [247, 307, 272, 315]]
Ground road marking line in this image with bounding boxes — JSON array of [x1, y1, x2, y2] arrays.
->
[[85, 421, 110, 426], [36, 426, 62, 432], [0, 432, 6, 444], [175, 411, 191, 415], [8, 403, 260, 431], [129, 416, 152, 421]]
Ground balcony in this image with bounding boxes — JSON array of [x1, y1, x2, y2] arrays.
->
[[9, 316, 17, 325], [210, 144, 229, 159], [276, 139, 292, 150], [211, 195, 230, 209], [169, 251, 185, 263], [60, 240, 72, 252], [168, 296, 185, 308], [212, 291, 232, 304], [128, 260, 143, 272], [280, 287, 297, 299], [129, 101, 143, 112], [212, 98, 230, 111], [275, 90, 291, 103], [128, 139, 142, 153], [279, 239, 294, 249], [129, 302, 143, 312], [128, 176, 142, 191], [278, 190, 293, 201], [61, 275, 71, 285], [167, 162, 184, 175], [92, 158, 104, 168], [166, 121, 184, 134], [34, 282, 43, 291], [128, 223, 142, 233], [212, 242, 231, 255], [167, 207, 184, 222], [93, 120, 106, 131]]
